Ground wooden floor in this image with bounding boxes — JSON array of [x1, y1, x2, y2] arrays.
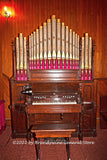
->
[[0, 127, 107, 160]]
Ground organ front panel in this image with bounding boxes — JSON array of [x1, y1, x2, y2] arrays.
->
[[9, 15, 96, 138]]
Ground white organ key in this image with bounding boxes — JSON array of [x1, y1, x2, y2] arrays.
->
[[32, 101, 77, 105]]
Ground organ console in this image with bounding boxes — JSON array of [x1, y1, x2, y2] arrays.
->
[[22, 83, 81, 105], [9, 15, 96, 142]]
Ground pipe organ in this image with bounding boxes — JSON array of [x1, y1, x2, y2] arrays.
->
[[9, 15, 96, 141]]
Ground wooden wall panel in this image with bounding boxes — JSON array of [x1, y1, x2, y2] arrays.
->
[[0, 0, 107, 124], [95, 79, 107, 126], [102, 0, 107, 77], [2, 74, 10, 121]]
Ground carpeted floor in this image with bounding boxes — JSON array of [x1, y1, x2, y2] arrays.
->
[[0, 127, 107, 160]]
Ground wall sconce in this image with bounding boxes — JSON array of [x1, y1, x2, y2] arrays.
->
[[4, 6, 11, 18], [0, 5, 15, 19]]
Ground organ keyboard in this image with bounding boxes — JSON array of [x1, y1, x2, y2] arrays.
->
[[21, 82, 81, 106], [24, 90, 81, 105]]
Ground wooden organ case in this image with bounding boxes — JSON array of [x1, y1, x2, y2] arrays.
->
[[9, 15, 97, 139]]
